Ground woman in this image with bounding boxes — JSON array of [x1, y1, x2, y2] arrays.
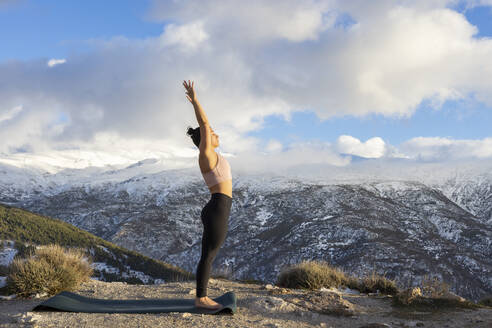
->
[[184, 80, 232, 310]]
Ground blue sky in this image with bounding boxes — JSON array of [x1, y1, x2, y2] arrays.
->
[[0, 0, 161, 61], [248, 98, 492, 147], [1, 0, 492, 171]]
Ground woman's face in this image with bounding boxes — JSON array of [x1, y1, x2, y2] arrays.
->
[[210, 127, 219, 148]]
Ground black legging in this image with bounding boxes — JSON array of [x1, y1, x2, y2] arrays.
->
[[196, 192, 232, 298]]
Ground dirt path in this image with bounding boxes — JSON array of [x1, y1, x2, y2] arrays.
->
[[1, 279, 491, 328]]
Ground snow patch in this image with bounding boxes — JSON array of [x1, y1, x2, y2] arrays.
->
[[428, 215, 464, 243], [0, 246, 18, 266], [92, 262, 120, 274], [256, 208, 273, 226], [0, 276, 7, 288], [91, 262, 163, 284]]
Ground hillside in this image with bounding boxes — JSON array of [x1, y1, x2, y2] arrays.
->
[[0, 203, 192, 288]]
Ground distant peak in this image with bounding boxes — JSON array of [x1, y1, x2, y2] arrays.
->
[[125, 158, 159, 169]]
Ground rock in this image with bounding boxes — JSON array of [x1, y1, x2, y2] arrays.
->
[[268, 287, 289, 295], [262, 284, 290, 295], [18, 312, 40, 324], [0, 294, 17, 300], [341, 287, 361, 295], [251, 296, 299, 313], [284, 291, 360, 317], [358, 324, 391, 328], [320, 286, 361, 295], [438, 291, 466, 302], [188, 289, 195, 295], [181, 313, 192, 318]]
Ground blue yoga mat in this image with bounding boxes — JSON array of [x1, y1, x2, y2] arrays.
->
[[32, 290, 237, 315]]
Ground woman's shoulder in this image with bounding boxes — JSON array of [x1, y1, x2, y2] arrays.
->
[[199, 149, 218, 159]]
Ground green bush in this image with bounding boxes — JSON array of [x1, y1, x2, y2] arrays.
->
[[276, 260, 350, 290], [6, 244, 93, 298]]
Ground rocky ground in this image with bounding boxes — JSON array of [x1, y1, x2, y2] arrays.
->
[[0, 278, 491, 328]]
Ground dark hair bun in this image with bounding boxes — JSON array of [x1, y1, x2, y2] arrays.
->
[[186, 126, 201, 148], [186, 126, 194, 136]]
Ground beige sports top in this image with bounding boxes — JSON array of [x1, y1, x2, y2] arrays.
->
[[202, 153, 232, 187]]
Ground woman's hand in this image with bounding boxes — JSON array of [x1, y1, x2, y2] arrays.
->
[[183, 80, 197, 104], [185, 79, 209, 126]]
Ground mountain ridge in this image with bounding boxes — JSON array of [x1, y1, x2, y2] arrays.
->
[[1, 160, 491, 302]]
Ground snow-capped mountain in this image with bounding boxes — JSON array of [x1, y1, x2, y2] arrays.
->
[[0, 159, 491, 302]]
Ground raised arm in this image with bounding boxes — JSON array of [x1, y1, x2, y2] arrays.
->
[[183, 80, 209, 125], [183, 80, 213, 153]]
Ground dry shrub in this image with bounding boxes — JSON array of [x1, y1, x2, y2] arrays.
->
[[276, 260, 349, 290], [359, 270, 399, 295], [394, 274, 449, 306], [394, 287, 423, 305], [420, 274, 449, 298], [345, 276, 361, 291], [393, 276, 480, 310], [7, 244, 93, 297], [393, 287, 479, 309], [478, 296, 492, 307]]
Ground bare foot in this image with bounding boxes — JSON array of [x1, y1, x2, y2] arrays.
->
[[195, 296, 223, 310]]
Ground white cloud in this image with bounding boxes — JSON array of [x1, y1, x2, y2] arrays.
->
[[401, 136, 492, 160], [147, 0, 492, 120], [47, 58, 66, 67], [1, 130, 492, 175], [336, 135, 386, 158], [1, 0, 492, 170], [159, 21, 209, 53], [265, 139, 283, 152], [229, 140, 350, 175], [0, 105, 23, 123], [0, 132, 197, 173], [149, 0, 337, 43]]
